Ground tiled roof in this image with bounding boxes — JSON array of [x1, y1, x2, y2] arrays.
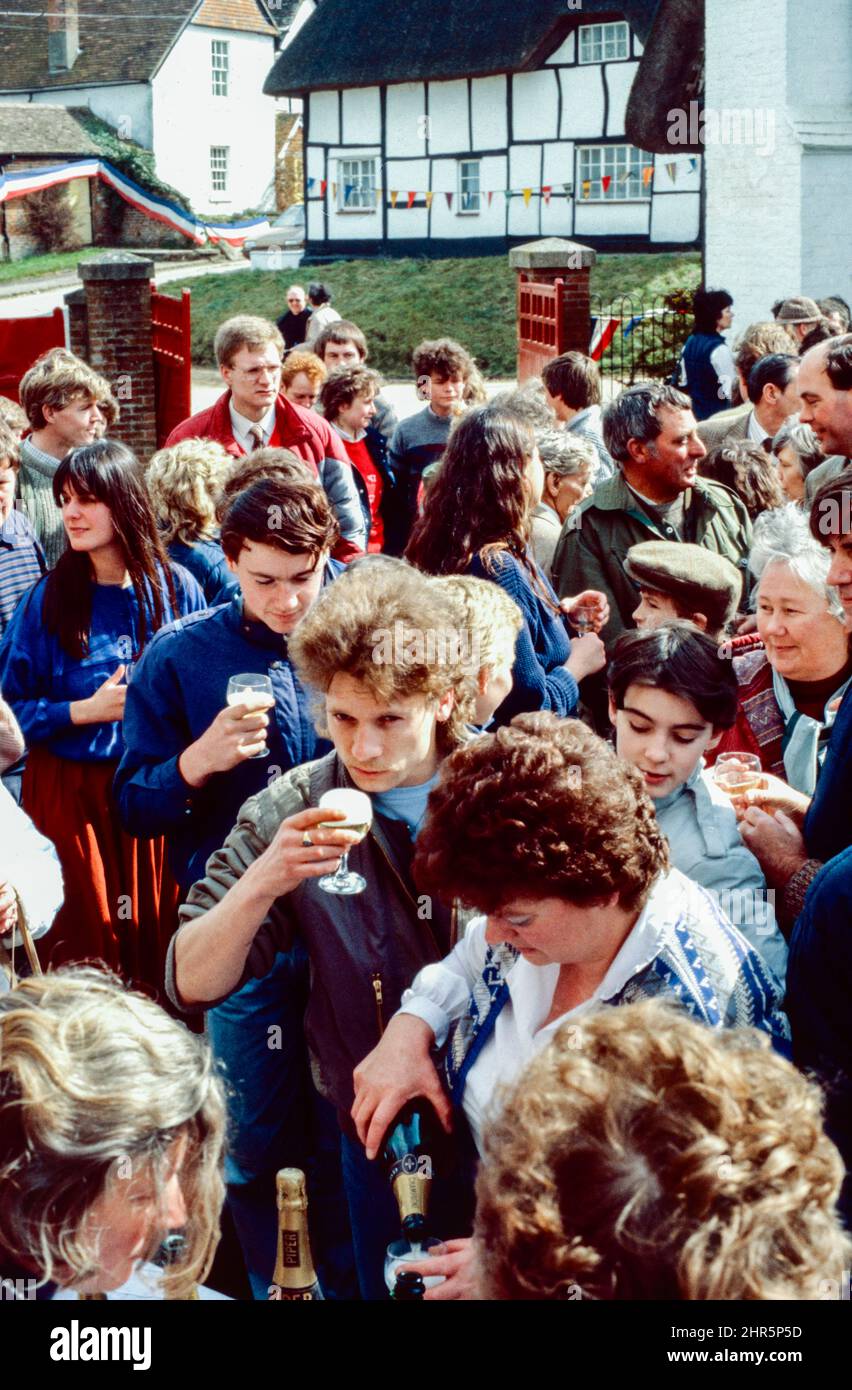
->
[[193, 0, 278, 36], [0, 102, 100, 155]]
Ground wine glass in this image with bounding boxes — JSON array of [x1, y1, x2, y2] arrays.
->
[[316, 788, 373, 895], [384, 1238, 448, 1294], [571, 603, 598, 635], [226, 674, 274, 760], [712, 751, 764, 797]]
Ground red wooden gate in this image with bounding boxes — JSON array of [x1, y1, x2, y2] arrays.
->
[[517, 275, 566, 383], [151, 287, 191, 447], [0, 306, 66, 399]]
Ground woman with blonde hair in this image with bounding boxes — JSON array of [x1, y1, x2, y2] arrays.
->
[[0, 967, 225, 1298], [146, 437, 238, 606], [476, 998, 851, 1300]]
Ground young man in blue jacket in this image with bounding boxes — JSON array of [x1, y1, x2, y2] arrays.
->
[[115, 463, 351, 1300]]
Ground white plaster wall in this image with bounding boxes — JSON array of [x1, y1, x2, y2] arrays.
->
[[575, 200, 649, 237], [385, 157, 428, 239], [426, 80, 470, 154], [342, 86, 381, 145], [800, 151, 852, 305], [650, 192, 700, 242], [308, 89, 340, 145], [512, 70, 560, 142], [385, 83, 426, 157], [559, 66, 605, 138], [542, 141, 575, 190], [428, 154, 506, 237], [306, 144, 324, 183], [604, 60, 639, 138], [704, 0, 801, 328], [545, 31, 576, 64], [152, 26, 277, 212], [2, 84, 153, 148], [471, 75, 507, 149], [786, 0, 852, 106], [307, 197, 326, 241]]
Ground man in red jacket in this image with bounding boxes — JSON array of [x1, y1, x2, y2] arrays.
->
[[167, 315, 365, 562]]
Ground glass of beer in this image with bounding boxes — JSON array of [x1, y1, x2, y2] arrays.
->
[[226, 674, 274, 760], [316, 788, 373, 895], [713, 751, 764, 798]]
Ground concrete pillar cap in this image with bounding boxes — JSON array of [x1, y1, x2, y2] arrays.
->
[[78, 252, 154, 282], [509, 238, 597, 270]]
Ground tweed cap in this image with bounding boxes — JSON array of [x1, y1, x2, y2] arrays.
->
[[625, 541, 742, 631], [775, 296, 821, 325]]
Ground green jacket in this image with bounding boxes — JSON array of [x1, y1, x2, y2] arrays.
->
[[552, 471, 752, 647]]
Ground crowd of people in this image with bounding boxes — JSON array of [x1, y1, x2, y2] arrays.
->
[[1, 279, 851, 1304]]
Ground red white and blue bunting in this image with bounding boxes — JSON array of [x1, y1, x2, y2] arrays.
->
[[0, 159, 271, 248]]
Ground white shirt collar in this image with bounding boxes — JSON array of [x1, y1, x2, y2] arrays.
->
[[747, 408, 771, 447], [229, 400, 277, 450]]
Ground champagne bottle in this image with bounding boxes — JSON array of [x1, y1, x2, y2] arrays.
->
[[391, 1269, 425, 1301], [268, 1168, 324, 1301], [381, 1100, 440, 1242]]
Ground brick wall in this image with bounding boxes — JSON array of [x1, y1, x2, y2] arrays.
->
[[275, 112, 303, 212], [0, 159, 93, 260], [90, 180, 187, 251], [77, 255, 157, 460]]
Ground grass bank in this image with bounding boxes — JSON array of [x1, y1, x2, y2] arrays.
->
[[163, 251, 701, 378]]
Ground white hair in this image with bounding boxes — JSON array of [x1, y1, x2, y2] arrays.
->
[[749, 504, 845, 622]]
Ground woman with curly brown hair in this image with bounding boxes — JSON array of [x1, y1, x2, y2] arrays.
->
[[476, 997, 851, 1300], [405, 405, 608, 724], [352, 714, 789, 1297]]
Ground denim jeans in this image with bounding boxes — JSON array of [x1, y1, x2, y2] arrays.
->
[[208, 946, 357, 1300]]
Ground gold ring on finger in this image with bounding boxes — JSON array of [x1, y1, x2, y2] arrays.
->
[[302, 832, 313, 848]]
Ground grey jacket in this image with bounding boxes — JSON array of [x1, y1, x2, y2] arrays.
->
[[15, 437, 65, 569], [167, 750, 463, 1129], [804, 453, 850, 505]]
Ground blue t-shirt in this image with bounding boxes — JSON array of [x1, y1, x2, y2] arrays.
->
[[372, 772, 440, 840]]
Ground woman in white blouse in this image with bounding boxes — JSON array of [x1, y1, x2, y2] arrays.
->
[[352, 713, 788, 1298]]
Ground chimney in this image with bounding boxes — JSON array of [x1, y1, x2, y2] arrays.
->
[[47, 0, 80, 74]]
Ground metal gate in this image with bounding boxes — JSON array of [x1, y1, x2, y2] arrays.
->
[[0, 306, 66, 399], [589, 294, 691, 386], [517, 275, 566, 382], [151, 287, 191, 447]]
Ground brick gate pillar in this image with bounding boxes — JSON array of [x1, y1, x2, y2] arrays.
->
[[75, 252, 157, 461], [509, 237, 597, 380]]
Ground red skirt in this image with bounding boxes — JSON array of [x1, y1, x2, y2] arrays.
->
[[22, 745, 180, 993]]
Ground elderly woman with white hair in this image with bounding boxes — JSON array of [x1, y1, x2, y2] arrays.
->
[[708, 504, 852, 793], [529, 429, 595, 577], [771, 417, 824, 505]]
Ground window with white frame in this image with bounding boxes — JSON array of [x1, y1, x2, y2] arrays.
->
[[578, 21, 630, 63], [211, 39, 229, 97], [457, 159, 481, 214], [210, 145, 229, 194], [577, 144, 649, 201], [337, 158, 376, 211]]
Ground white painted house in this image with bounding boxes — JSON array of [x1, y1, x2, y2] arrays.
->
[[0, 0, 286, 214], [263, 0, 702, 258]]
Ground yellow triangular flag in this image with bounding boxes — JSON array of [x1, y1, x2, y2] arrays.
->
[[390, 190, 398, 208], [425, 191, 434, 209], [331, 181, 337, 199], [666, 161, 677, 182], [523, 187, 532, 206], [581, 179, 591, 199]]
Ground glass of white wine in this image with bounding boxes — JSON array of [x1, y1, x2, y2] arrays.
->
[[712, 751, 764, 798], [384, 1238, 448, 1294], [226, 673, 274, 760], [316, 788, 373, 895]]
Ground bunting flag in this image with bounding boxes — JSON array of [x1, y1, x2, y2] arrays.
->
[[487, 190, 494, 206], [306, 177, 315, 191], [589, 315, 622, 361], [522, 187, 532, 206], [320, 179, 327, 196], [425, 191, 434, 209], [344, 183, 354, 204], [581, 179, 591, 199], [688, 157, 698, 173], [665, 162, 677, 183], [445, 192, 453, 209], [331, 181, 337, 199], [642, 165, 654, 186], [619, 167, 632, 183], [406, 190, 416, 208], [601, 175, 612, 192], [390, 190, 398, 208], [622, 314, 644, 338]]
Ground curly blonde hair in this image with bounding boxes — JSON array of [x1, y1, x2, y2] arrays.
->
[[280, 350, 327, 391], [476, 999, 852, 1300], [145, 438, 234, 545], [0, 968, 225, 1299], [431, 574, 522, 674], [414, 712, 668, 913], [289, 558, 476, 750]]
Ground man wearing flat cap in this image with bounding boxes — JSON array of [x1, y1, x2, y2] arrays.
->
[[626, 541, 742, 641], [774, 296, 823, 346]]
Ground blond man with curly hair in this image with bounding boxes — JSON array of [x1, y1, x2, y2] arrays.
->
[[145, 437, 237, 605], [353, 713, 789, 1297], [0, 967, 225, 1299], [476, 998, 851, 1300]]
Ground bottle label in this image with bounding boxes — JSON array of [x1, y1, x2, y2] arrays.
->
[[391, 1166, 432, 1223], [267, 1283, 324, 1301], [389, 1152, 433, 1181], [282, 1231, 300, 1269]]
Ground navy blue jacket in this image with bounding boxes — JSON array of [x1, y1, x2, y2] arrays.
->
[[787, 847, 852, 1223], [167, 537, 239, 608], [114, 575, 340, 889], [804, 682, 852, 864], [677, 332, 729, 421]]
